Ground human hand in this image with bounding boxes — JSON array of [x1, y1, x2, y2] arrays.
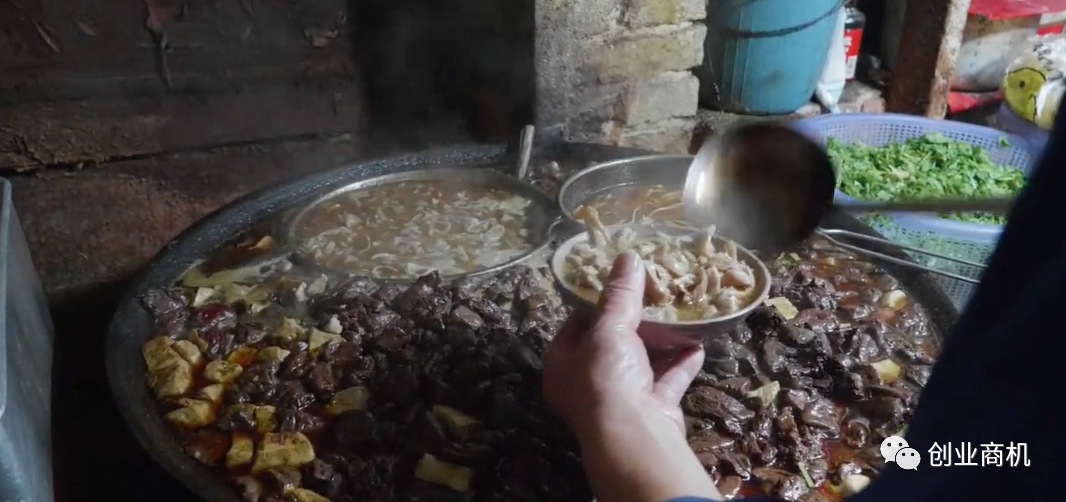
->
[[543, 250, 705, 439], [542, 251, 720, 502]]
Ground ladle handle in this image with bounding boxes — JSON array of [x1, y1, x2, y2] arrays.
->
[[835, 197, 1014, 215], [516, 125, 535, 180]]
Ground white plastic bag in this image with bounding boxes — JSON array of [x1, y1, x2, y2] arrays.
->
[[1002, 34, 1066, 130], [816, 7, 847, 111]]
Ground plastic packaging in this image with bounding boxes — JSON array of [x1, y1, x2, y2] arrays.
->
[[843, 2, 865, 80], [1038, 11, 1066, 35], [1002, 34, 1066, 130], [0, 178, 54, 502], [954, 15, 1040, 91], [815, 6, 847, 110], [882, 3, 1039, 91]]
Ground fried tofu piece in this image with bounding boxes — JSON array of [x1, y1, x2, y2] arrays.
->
[[164, 398, 216, 429], [256, 346, 291, 363], [308, 329, 343, 352], [171, 340, 203, 366], [226, 432, 255, 468], [250, 432, 315, 473], [147, 361, 194, 399], [325, 387, 369, 416], [414, 454, 474, 492], [764, 297, 799, 320], [227, 346, 258, 366], [432, 406, 479, 440], [203, 360, 243, 384], [142, 336, 183, 372], [289, 488, 331, 502], [275, 318, 306, 341], [195, 384, 226, 403], [321, 315, 343, 334]]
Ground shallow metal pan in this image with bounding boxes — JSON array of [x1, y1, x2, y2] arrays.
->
[[275, 166, 561, 282]]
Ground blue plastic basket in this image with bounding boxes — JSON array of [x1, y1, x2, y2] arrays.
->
[[791, 113, 1038, 308]]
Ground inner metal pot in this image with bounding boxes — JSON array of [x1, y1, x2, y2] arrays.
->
[[276, 166, 561, 282], [105, 142, 958, 502], [556, 154, 692, 233]]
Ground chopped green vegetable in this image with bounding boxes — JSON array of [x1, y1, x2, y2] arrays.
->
[[797, 461, 815, 488], [828, 133, 1025, 224]]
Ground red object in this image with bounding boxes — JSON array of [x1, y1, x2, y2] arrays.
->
[[948, 90, 1003, 114], [970, 0, 1066, 20], [843, 28, 863, 80], [843, 4, 865, 81], [1037, 23, 1065, 35]]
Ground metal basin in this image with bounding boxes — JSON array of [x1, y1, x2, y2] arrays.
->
[[105, 142, 958, 502], [278, 166, 561, 282]]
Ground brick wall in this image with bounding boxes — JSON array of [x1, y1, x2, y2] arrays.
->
[[535, 0, 706, 153]]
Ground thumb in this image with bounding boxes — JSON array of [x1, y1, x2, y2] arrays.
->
[[589, 251, 645, 340], [652, 346, 705, 406]]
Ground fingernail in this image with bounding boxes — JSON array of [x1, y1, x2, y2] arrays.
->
[[610, 251, 642, 282], [592, 251, 646, 333]]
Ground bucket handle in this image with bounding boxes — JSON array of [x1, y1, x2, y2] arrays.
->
[[708, 0, 846, 39]]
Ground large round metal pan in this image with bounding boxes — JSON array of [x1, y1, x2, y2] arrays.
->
[[106, 142, 959, 502]]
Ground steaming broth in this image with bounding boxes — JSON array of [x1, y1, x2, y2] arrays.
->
[[581, 184, 688, 227], [294, 180, 540, 279]]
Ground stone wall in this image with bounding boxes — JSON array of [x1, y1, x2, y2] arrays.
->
[[535, 0, 706, 153]]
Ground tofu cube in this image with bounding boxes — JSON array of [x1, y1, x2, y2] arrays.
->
[[227, 346, 258, 366], [764, 297, 798, 320], [275, 318, 306, 341], [308, 329, 343, 352], [164, 399, 216, 429], [204, 360, 243, 384], [147, 361, 194, 399], [325, 387, 369, 416], [226, 432, 255, 468], [256, 346, 291, 363], [171, 340, 203, 366], [250, 432, 315, 473], [432, 406, 479, 439], [289, 488, 331, 502], [414, 454, 474, 492], [195, 384, 225, 403]]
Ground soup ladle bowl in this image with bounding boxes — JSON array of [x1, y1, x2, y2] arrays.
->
[[683, 123, 1015, 254]]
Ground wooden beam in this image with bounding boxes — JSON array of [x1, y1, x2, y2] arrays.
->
[[887, 0, 971, 117], [0, 80, 366, 171]]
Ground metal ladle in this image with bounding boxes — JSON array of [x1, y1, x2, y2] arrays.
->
[[683, 123, 1013, 284]]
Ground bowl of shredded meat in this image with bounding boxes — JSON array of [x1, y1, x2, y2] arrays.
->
[[551, 206, 771, 349]]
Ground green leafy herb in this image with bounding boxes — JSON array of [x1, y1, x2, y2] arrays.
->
[[827, 133, 1025, 224], [797, 462, 815, 488]]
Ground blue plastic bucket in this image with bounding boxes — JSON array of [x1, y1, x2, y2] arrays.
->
[[700, 0, 844, 115]]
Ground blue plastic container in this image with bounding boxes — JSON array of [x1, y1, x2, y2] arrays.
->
[[700, 0, 844, 115]]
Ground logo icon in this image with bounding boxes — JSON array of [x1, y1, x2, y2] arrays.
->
[[880, 436, 909, 463], [896, 447, 921, 470]]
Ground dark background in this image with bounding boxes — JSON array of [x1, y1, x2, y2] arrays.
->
[[1, 0, 533, 500]]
